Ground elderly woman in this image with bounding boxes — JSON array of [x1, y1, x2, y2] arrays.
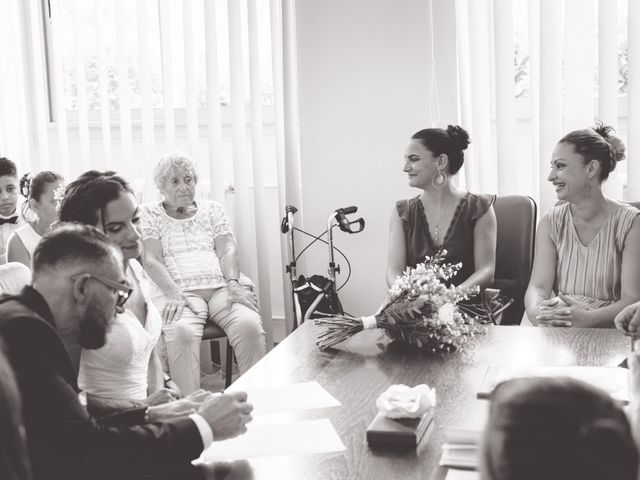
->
[[141, 153, 266, 394], [524, 123, 640, 327]]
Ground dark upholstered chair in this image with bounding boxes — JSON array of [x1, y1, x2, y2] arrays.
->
[[492, 195, 537, 325], [202, 324, 234, 388]]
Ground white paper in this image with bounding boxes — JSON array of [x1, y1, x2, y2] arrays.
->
[[445, 469, 480, 480], [494, 366, 629, 402], [193, 418, 345, 464], [226, 381, 341, 416]]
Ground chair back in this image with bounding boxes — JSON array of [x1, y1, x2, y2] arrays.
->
[[492, 195, 537, 325], [0, 263, 31, 295]]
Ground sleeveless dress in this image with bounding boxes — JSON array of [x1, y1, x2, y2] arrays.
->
[[548, 202, 639, 310], [78, 260, 162, 401], [10, 223, 42, 259], [396, 192, 496, 286]]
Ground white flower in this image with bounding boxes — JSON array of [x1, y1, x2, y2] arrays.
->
[[437, 303, 455, 325], [53, 183, 66, 212]]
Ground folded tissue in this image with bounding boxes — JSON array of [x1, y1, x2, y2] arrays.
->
[[366, 384, 436, 449]]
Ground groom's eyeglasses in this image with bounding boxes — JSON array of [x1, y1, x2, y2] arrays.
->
[[71, 273, 133, 307]]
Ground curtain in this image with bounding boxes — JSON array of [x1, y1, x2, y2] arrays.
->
[[453, 0, 638, 214], [0, 0, 304, 347]]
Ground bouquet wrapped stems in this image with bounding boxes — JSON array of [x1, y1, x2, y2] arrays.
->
[[315, 251, 494, 353], [316, 296, 487, 352]]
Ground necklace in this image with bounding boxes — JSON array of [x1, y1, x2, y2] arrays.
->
[[430, 208, 447, 243], [422, 201, 448, 244]]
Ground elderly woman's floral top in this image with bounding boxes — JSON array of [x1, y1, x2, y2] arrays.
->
[[140, 200, 252, 291]]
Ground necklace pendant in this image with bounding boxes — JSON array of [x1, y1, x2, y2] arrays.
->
[[434, 226, 439, 242]]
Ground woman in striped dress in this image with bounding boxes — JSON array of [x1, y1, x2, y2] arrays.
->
[[525, 123, 640, 327]]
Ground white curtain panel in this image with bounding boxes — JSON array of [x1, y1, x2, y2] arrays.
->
[[453, 0, 638, 214], [0, 0, 304, 346]]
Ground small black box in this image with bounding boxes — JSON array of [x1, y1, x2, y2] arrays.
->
[[366, 409, 434, 449]]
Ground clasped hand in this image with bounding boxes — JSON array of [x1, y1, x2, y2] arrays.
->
[[147, 389, 213, 422], [615, 302, 640, 337], [535, 294, 586, 327]]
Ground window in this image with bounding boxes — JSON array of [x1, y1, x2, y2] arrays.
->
[[45, 0, 274, 118], [512, 0, 628, 99]]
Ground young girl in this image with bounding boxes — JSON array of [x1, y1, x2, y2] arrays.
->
[[7, 171, 63, 268]]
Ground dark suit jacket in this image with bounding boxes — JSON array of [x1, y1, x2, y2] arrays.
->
[[0, 286, 204, 480]]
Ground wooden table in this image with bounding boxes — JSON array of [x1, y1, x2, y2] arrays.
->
[[206, 323, 630, 480]]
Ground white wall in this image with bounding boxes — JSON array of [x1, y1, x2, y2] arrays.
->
[[295, 0, 440, 315]]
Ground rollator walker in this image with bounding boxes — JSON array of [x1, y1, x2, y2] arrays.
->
[[280, 205, 365, 330]]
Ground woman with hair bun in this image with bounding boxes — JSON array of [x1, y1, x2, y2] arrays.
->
[[387, 125, 498, 294], [7, 171, 63, 267], [525, 122, 640, 327]]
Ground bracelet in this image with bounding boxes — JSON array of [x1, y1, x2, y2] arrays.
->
[[144, 407, 151, 424], [227, 278, 240, 285]]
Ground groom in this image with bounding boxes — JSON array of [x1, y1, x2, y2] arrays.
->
[[0, 223, 253, 480]]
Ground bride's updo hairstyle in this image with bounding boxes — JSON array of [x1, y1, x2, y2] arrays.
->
[[411, 125, 471, 175], [558, 121, 625, 181], [59, 170, 133, 228], [481, 377, 638, 480]]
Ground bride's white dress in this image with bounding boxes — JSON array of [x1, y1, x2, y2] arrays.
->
[[78, 260, 162, 401]]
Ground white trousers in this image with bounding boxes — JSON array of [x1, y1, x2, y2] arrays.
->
[[155, 287, 266, 394]]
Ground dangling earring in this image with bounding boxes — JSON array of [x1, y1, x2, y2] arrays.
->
[[432, 170, 447, 190]]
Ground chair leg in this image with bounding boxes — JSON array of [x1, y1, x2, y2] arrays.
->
[[225, 339, 233, 388]]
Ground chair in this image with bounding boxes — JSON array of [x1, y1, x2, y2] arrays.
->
[[202, 324, 234, 388], [492, 195, 537, 325], [0, 263, 31, 295]]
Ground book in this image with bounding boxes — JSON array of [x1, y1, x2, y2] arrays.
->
[[366, 408, 434, 449], [439, 427, 481, 470], [476, 365, 629, 403]]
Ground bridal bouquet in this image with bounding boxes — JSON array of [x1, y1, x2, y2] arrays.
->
[[315, 251, 490, 353]]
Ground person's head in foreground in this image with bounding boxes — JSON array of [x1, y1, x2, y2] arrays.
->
[[549, 121, 624, 202], [32, 222, 129, 350], [481, 376, 638, 480]]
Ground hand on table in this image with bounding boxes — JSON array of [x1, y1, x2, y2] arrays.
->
[[615, 302, 640, 336], [147, 390, 215, 422], [141, 387, 180, 406], [535, 294, 586, 327], [198, 391, 253, 441], [226, 282, 259, 313]]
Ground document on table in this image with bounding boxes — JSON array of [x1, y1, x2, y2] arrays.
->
[[439, 427, 481, 470], [193, 418, 346, 464], [226, 381, 341, 415], [445, 469, 479, 480], [477, 366, 629, 403]]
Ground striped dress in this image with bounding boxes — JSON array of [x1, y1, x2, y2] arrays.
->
[[549, 202, 639, 310]]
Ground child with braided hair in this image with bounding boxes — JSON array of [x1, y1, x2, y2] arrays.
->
[[7, 171, 63, 267]]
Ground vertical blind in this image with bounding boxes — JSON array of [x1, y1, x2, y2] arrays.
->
[[453, 0, 638, 213], [2, 0, 304, 345]]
